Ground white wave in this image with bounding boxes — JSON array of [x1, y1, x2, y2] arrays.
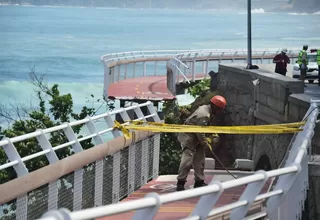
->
[[252, 8, 265, 14], [281, 37, 320, 41], [288, 12, 308, 15], [313, 11, 320, 15], [0, 80, 105, 110]]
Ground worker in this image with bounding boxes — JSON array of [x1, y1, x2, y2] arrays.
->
[[310, 48, 320, 86], [297, 45, 309, 86], [273, 48, 290, 76], [176, 95, 227, 191]]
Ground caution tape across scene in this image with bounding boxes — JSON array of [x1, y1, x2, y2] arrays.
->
[[113, 120, 305, 139]]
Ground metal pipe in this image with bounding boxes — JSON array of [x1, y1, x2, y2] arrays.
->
[[247, 0, 252, 68]]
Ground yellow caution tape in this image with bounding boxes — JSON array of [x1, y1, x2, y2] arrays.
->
[[113, 120, 305, 139]]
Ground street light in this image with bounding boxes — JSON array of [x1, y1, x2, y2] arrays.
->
[[246, 0, 252, 69]]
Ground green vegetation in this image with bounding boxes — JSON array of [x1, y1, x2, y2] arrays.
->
[[0, 71, 114, 184], [0, 71, 115, 219]]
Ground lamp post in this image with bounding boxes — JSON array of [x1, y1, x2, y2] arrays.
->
[[246, 0, 252, 69]]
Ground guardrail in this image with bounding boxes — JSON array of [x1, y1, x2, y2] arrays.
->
[[39, 100, 319, 220], [100, 47, 309, 99], [0, 101, 159, 178]]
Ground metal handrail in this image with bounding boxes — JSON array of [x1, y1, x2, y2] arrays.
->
[[0, 101, 160, 178], [100, 47, 308, 63]]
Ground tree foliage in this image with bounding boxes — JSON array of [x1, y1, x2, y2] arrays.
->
[[0, 71, 115, 219], [0, 71, 114, 184]]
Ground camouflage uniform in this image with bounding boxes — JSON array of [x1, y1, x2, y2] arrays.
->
[[177, 105, 211, 182]]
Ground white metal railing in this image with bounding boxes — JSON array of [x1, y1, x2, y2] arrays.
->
[[100, 47, 315, 99], [0, 101, 160, 179], [39, 100, 319, 220]]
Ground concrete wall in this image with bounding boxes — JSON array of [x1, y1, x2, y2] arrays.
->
[[217, 64, 320, 219], [217, 64, 305, 169]]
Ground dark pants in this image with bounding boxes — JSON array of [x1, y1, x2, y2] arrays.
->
[[299, 64, 307, 83], [275, 70, 286, 76], [318, 65, 320, 85]]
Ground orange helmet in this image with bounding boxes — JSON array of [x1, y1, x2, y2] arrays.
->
[[210, 95, 227, 109]]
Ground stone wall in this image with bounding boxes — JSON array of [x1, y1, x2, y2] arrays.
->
[[217, 64, 307, 169], [216, 64, 320, 219]]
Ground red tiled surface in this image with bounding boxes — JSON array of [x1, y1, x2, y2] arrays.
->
[[108, 74, 207, 101], [98, 174, 271, 220]]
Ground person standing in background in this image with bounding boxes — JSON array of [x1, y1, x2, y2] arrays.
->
[[310, 48, 320, 86], [273, 48, 290, 76], [297, 45, 309, 86]]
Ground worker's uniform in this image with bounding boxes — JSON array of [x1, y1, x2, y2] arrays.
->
[[176, 105, 211, 182], [297, 50, 308, 82], [317, 50, 320, 85]]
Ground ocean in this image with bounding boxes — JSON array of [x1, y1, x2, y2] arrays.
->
[[1, 5, 320, 127]]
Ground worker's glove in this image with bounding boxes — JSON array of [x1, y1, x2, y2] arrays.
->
[[206, 134, 220, 145]]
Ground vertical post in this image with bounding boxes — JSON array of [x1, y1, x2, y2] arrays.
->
[[103, 63, 110, 99], [143, 62, 147, 76], [247, 0, 252, 69], [124, 64, 128, 79], [86, 118, 104, 207], [117, 65, 121, 81], [63, 124, 83, 211], [133, 63, 136, 78], [2, 138, 29, 220]]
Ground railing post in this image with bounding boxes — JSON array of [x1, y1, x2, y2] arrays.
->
[[152, 134, 160, 179], [110, 67, 115, 84], [190, 180, 224, 219], [124, 64, 128, 79], [2, 138, 28, 177], [133, 106, 146, 121], [230, 170, 268, 220], [128, 142, 136, 194], [112, 151, 120, 203], [1, 139, 29, 220], [132, 193, 161, 220], [36, 129, 59, 163], [36, 130, 59, 211], [192, 60, 196, 82], [202, 61, 206, 78], [62, 124, 83, 211], [117, 64, 121, 81], [103, 62, 110, 98], [266, 163, 302, 219], [86, 117, 104, 207], [143, 62, 147, 76], [146, 101, 161, 122], [133, 63, 136, 78], [141, 139, 149, 185], [104, 113, 121, 138]]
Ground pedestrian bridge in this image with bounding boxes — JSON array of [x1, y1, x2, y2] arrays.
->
[[101, 48, 301, 101], [1, 48, 320, 220]]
